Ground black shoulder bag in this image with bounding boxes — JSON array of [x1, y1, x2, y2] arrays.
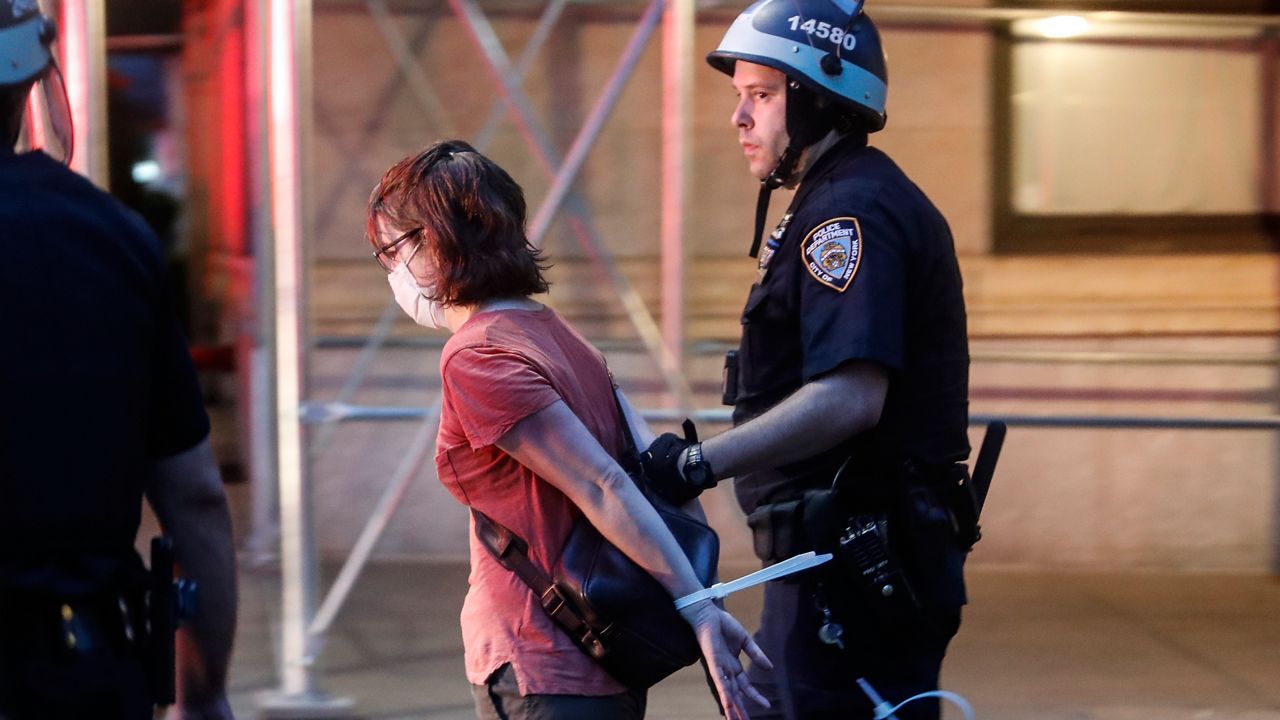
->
[[471, 386, 719, 689]]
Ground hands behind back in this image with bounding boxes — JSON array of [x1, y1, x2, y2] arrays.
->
[[677, 598, 773, 720]]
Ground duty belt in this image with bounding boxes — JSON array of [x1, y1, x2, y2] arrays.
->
[[745, 461, 975, 565], [0, 588, 148, 662]]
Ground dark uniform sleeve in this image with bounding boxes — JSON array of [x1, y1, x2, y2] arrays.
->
[[147, 288, 211, 458], [795, 200, 906, 382]]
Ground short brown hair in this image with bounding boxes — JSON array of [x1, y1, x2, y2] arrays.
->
[[367, 140, 549, 307]]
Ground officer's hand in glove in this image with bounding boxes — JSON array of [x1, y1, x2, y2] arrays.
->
[[641, 419, 716, 504]]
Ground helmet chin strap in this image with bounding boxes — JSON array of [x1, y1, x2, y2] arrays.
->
[[748, 79, 833, 258], [750, 143, 804, 258]]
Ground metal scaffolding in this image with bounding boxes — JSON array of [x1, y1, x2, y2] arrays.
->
[[246, 1, 1280, 713], [56, 0, 108, 186], [256, 0, 698, 712], [43, 0, 1280, 713]]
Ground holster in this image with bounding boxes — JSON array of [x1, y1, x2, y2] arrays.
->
[[747, 486, 922, 621], [722, 351, 739, 406], [950, 467, 982, 551], [901, 461, 982, 552], [146, 536, 200, 707], [745, 460, 977, 617]]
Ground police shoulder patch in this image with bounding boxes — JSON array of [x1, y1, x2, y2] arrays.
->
[[801, 217, 862, 292]]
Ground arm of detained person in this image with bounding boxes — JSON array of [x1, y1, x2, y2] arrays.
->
[[145, 438, 238, 720], [496, 401, 771, 719], [647, 360, 888, 496]]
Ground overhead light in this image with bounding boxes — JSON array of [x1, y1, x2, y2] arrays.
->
[[131, 160, 162, 184], [1034, 15, 1089, 39]]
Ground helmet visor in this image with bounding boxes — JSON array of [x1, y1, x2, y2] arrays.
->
[[16, 58, 72, 164]]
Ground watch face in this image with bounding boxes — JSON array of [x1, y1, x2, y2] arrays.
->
[[686, 463, 713, 487]]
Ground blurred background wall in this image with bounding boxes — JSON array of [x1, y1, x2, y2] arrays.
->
[[104, 0, 1280, 572]]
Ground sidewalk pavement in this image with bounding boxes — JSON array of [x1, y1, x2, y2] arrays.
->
[[225, 561, 1280, 720]]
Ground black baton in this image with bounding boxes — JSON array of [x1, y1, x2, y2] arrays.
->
[[149, 536, 176, 706]]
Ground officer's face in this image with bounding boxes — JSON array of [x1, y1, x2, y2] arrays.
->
[[730, 62, 789, 181]]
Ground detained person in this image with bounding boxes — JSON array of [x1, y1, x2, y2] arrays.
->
[[365, 140, 770, 720]]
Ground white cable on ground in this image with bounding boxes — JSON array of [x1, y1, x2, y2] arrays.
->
[[857, 677, 976, 720]]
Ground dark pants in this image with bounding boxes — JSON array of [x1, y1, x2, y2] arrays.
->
[[0, 648, 152, 720], [744, 580, 961, 720], [471, 663, 647, 720]]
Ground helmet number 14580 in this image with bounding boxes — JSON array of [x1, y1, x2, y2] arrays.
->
[[787, 16, 858, 51]]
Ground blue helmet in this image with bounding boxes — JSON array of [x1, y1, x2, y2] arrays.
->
[[0, 0, 69, 162], [0, 0, 56, 88], [708, 0, 888, 133]]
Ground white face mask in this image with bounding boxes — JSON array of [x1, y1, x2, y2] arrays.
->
[[386, 245, 449, 329]]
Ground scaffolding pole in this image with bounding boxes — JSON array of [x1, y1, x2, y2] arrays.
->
[[259, 0, 352, 715], [261, 0, 693, 705], [661, 0, 693, 393], [246, 0, 279, 568], [1269, 30, 1280, 576], [292, 0, 576, 638], [58, 0, 107, 186]]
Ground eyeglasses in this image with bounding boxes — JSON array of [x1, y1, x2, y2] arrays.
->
[[372, 227, 423, 273]]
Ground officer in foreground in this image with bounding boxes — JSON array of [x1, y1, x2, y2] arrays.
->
[[0, 2, 237, 717], [643, 0, 971, 717]]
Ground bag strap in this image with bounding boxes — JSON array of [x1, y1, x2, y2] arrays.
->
[[466, 362, 641, 660], [610, 385, 635, 454], [471, 508, 609, 659], [606, 371, 645, 477]]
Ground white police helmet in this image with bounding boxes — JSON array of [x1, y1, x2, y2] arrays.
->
[[708, 0, 888, 133]]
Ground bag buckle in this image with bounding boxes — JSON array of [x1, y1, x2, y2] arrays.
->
[[578, 627, 608, 659], [540, 585, 567, 617]]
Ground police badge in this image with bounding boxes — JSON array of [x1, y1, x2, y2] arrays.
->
[[758, 212, 793, 275], [802, 217, 861, 292]]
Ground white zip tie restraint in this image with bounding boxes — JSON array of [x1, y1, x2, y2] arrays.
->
[[674, 551, 833, 610], [857, 677, 976, 720]]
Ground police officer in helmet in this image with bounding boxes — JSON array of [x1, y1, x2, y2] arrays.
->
[[0, 1, 237, 717], [643, 0, 971, 717]]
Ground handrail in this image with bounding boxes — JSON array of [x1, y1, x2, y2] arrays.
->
[[969, 350, 1280, 366], [300, 402, 1280, 431], [311, 336, 1280, 367]]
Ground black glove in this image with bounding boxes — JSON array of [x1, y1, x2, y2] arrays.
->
[[641, 419, 715, 505]]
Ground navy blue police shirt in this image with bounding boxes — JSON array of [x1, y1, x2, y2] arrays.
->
[[731, 133, 970, 515], [0, 149, 210, 595]]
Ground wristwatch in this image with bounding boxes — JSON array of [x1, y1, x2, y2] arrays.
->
[[682, 443, 714, 489]]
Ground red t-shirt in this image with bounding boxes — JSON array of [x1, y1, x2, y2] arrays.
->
[[436, 306, 627, 696]]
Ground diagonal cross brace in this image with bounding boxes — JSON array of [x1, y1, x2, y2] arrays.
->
[[312, 0, 566, 252], [308, 0, 574, 463], [302, 0, 586, 641], [304, 0, 692, 644], [446, 0, 693, 408]]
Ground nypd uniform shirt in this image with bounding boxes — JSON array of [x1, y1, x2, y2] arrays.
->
[[731, 133, 970, 514], [0, 149, 210, 594]]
